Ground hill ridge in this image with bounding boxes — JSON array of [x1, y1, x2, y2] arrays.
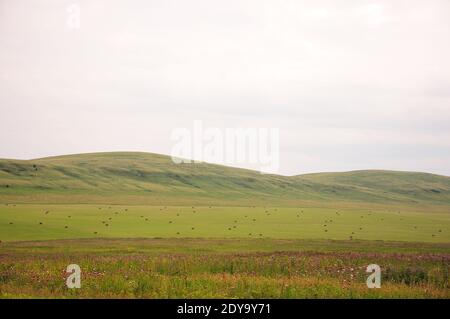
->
[[1, 152, 449, 207], [2, 151, 449, 178]]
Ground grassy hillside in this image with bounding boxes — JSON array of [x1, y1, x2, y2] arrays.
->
[[0, 152, 449, 208]]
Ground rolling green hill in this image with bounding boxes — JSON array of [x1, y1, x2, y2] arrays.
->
[[0, 152, 449, 208]]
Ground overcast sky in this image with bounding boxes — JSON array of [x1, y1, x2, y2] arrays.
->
[[1, 0, 449, 175]]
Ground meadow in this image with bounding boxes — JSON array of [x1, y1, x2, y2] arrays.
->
[[0, 204, 449, 242], [0, 238, 449, 298], [0, 153, 449, 298], [0, 204, 449, 298]]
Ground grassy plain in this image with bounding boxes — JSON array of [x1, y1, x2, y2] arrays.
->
[[1, 204, 448, 298], [0, 204, 449, 243], [0, 238, 449, 298]]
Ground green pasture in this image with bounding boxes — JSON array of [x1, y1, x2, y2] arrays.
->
[[1, 204, 448, 243]]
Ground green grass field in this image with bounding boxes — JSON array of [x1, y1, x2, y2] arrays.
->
[[1, 203, 448, 298], [0, 204, 449, 243], [0, 153, 449, 298]]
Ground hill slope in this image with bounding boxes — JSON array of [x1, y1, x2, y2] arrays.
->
[[0, 152, 449, 207]]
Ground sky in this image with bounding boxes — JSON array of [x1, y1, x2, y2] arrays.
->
[[0, 0, 449, 176]]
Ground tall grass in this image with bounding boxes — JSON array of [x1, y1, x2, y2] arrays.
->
[[0, 239, 448, 298]]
